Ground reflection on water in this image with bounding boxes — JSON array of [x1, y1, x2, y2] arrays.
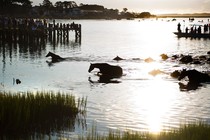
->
[[88, 76, 121, 84], [1, 19, 210, 138], [1, 113, 87, 139]]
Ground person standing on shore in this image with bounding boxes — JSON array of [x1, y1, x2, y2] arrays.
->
[[177, 23, 181, 33], [185, 27, 189, 33]]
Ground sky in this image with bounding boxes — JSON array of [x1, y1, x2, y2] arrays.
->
[[31, 0, 210, 14]]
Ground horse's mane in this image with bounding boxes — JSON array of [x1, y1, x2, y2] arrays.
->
[[92, 63, 110, 65]]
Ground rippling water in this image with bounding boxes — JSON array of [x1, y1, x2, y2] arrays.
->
[[1, 18, 210, 137]]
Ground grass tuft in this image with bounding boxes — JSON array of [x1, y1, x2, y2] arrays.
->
[[0, 91, 87, 138], [80, 122, 210, 140]]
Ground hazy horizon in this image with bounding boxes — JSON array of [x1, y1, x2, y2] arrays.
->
[[31, 0, 210, 14]]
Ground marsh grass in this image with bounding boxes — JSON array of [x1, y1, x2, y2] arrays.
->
[[0, 91, 87, 138], [80, 122, 210, 140]]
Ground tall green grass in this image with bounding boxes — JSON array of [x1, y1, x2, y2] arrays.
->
[[80, 122, 210, 140], [0, 91, 87, 138]]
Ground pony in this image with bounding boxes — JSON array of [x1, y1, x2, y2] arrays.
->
[[178, 69, 210, 83], [178, 69, 210, 91], [46, 51, 65, 62], [88, 63, 123, 78], [179, 55, 193, 64]]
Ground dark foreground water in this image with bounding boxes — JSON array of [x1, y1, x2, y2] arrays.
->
[[1, 18, 210, 139]]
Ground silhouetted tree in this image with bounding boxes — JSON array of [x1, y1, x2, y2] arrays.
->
[[123, 8, 128, 13], [138, 12, 152, 18], [54, 1, 78, 15], [54, 1, 62, 14], [42, 0, 53, 8], [80, 4, 104, 11], [54, 1, 78, 9], [79, 3, 84, 7], [63, 1, 77, 9], [55, 1, 62, 8]]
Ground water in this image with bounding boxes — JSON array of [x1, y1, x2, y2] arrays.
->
[[1, 18, 210, 137]]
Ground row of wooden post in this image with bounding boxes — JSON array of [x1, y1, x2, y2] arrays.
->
[[0, 21, 81, 44]]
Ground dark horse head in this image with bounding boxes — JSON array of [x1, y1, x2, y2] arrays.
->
[[46, 51, 65, 63], [178, 69, 188, 81], [88, 63, 95, 73], [88, 63, 123, 78]]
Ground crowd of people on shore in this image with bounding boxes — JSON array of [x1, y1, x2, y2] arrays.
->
[[0, 16, 47, 31], [0, 16, 80, 31], [0, 16, 81, 43]]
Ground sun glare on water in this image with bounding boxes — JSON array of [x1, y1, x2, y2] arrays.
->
[[130, 75, 178, 133], [121, 19, 179, 132]]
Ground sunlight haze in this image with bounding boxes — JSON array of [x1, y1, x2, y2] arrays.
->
[[31, 0, 210, 14]]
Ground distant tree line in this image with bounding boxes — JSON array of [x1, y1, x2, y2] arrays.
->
[[0, 0, 156, 19], [79, 4, 104, 11]]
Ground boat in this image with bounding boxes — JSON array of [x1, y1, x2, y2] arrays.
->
[[174, 32, 210, 38]]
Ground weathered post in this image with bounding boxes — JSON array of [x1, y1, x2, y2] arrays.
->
[[66, 24, 69, 42], [75, 24, 81, 43]]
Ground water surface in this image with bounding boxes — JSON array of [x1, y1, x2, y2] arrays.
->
[[1, 18, 210, 137]]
